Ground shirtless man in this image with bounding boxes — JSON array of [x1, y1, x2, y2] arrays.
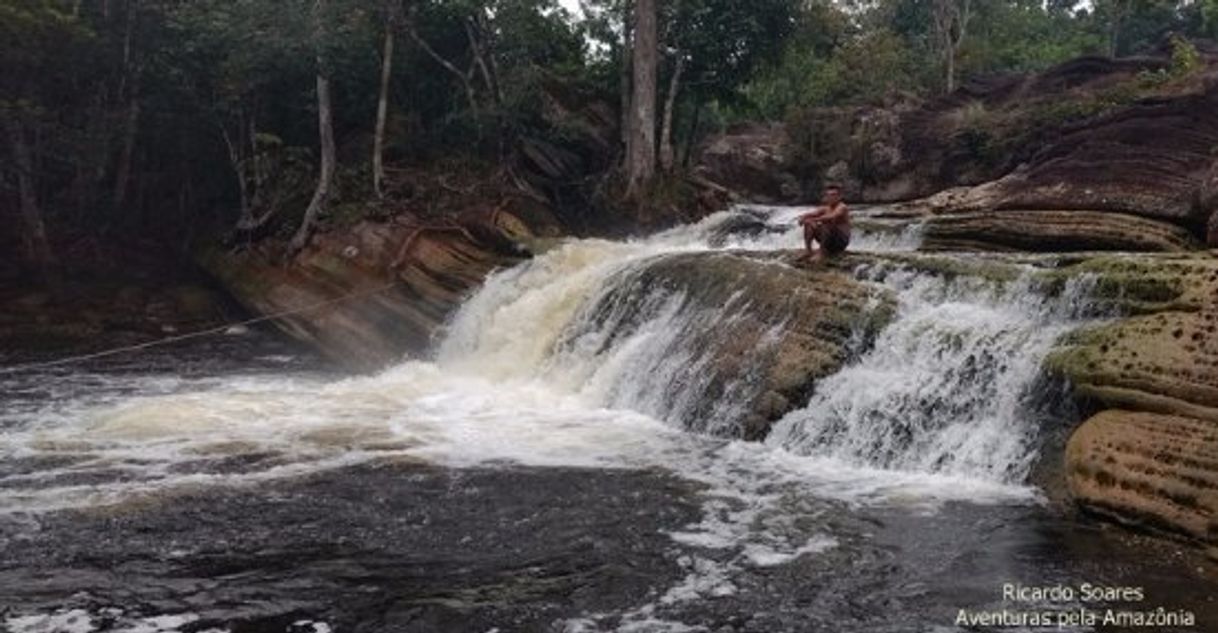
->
[[798, 184, 851, 262]]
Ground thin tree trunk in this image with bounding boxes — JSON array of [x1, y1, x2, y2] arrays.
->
[[625, 0, 657, 196], [681, 100, 702, 168], [113, 0, 140, 211], [945, 48, 956, 93], [408, 24, 480, 118], [221, 124, 253, 228], [659, 53, 684, 172], [373, 15, 395, 199], [291, 71, 336, 253], [113, 93, 140, 210], [619, 0, 633, 163], [290, 0, 336, 253], [465, 19, 501, 104], [5, 118, 60, 285]]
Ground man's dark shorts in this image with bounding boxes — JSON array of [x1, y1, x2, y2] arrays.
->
[[819, 225, 850, 255]]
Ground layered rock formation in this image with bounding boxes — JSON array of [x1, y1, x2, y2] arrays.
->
[[696, 51, 1218, 252], [1045, 253, 1218, 551], [919, 208, 1199, 252], [694, 123, 801, 204], [202, 202, 561, 371]]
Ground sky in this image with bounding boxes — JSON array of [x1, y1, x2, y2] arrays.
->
[[559, 0, 586, 20]]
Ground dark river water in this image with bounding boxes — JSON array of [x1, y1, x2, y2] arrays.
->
[[2, 333, 1215, 633], [3, 209, 1216, 632]]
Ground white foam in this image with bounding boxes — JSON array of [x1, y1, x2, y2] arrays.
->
[[5, 206, 1072, 630], [768, 267, 1096, 484]]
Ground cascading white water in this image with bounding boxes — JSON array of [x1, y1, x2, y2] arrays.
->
[[1, 204, 1082, 521], [766, 265, 1096, 483], [9, 206, 1089, 631]]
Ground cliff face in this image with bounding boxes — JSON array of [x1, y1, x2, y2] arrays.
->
[[201, 200, 562, 371], [697, 54, 1218, 251]]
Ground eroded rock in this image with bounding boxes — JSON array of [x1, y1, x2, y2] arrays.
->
[[1066, 410, 1218, 545], [694, 123, 801, 204], [201, 204, 560, 371], [1047, 253, 1218, 548], [921, 209, 1199, 252], [570, 251, 894, 439]]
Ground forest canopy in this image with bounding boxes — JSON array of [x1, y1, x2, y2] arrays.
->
[[3, 0, 1216, 282]]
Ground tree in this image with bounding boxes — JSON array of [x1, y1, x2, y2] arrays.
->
[[932, 0, 973, 92], [0, 0, 91, 285], [373, 0, 400, 199], [290, 0, 338, 253], [625, 0, 657, 196], [4, 111, 60, 285]]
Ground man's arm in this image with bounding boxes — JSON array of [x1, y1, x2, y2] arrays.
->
[[820, 204, 848, 223], [799, 206, 826, 224]]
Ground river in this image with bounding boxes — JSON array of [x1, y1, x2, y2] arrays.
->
[[1, 207, 1215, 632]]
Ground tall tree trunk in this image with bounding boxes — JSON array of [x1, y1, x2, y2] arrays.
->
[[291, 0, 337, 254], [932, 0, 969, 93], [619, 0, 633, 164], [681, 100, 702, 168], [373, 14, 395, 199], [625, 0, 657, 197], [5, 118, 60, 285], [113, 0, 140, 211], [1107, 0, 1127, 57], [113, 94, 140, 211], [945, 47, 956, 93], [659, 53, 684, 172]]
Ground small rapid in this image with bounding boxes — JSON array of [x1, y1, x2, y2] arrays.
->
[[3, 205, 1154, 632], [769, 267, 1097, 483], [0, 205, 1084, 516]]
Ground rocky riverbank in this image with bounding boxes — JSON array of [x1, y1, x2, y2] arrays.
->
[[697, 51, 1218, 252]]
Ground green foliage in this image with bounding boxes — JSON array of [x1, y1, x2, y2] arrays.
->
[[949, 101, 1002, 166], [958, 0, 1103, 74], [1169, 35, 1201, 77], [4, 0, 1218, 253], [746, 27, 926, 118]]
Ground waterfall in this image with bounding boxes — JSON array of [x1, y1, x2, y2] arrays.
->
[[767, 266, 1096, 483], [436, 207, 1088, 483], [1, 205, 1086, 516]]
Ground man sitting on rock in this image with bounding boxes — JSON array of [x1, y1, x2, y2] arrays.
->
[[799, 184, 851, 262]]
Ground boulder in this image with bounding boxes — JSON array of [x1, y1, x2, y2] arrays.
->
[[694, 123, 801, 203], [1066, 410, 1218, 545], [1046, 253, 1218, 548], [751, 51, 1218, 251]]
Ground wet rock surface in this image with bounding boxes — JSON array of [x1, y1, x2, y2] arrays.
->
[[1045, 253, 1218, 550], [919, 209, 1199, 252], [201, 202, 561, 372], [577, 251, 894, 439]]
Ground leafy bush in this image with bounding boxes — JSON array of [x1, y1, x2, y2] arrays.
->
[[1169, 35, 1202, 77]]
